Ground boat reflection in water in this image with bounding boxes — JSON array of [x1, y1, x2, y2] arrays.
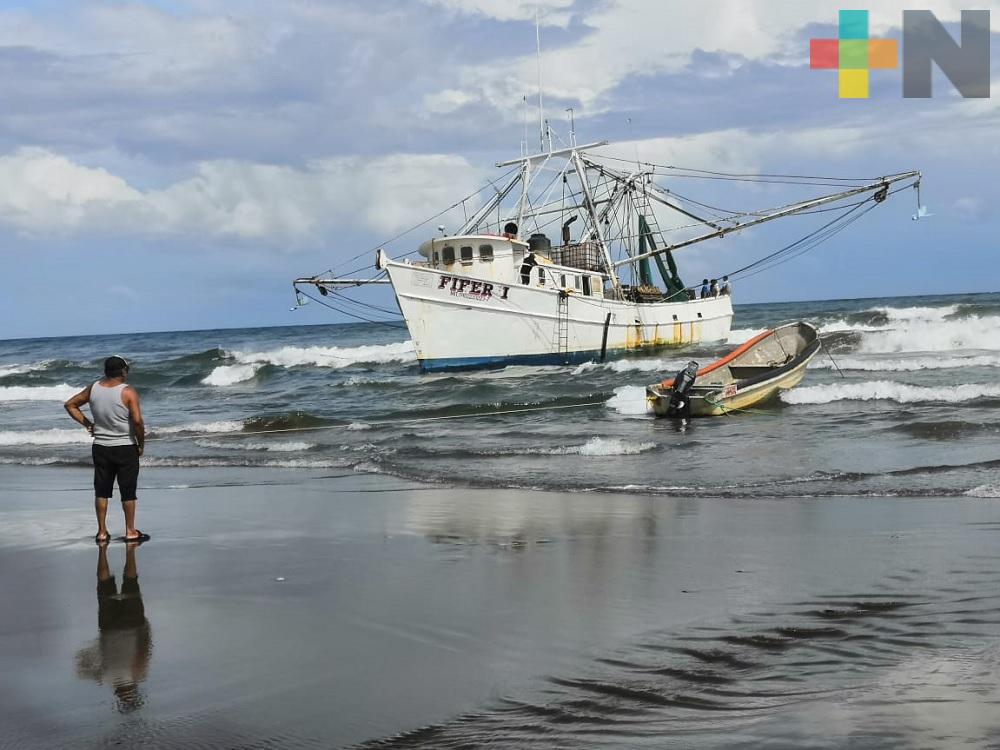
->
[[74, 542, 153, 713]]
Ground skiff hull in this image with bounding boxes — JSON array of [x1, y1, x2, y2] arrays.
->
[[646, 322, 820, 417]]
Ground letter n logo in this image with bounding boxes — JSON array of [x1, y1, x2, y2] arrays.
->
[[903, 10, 990, 98]]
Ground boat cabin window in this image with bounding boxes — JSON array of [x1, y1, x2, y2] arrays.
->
[[442, 246, 455, 264], [574, 276, 581, 290], [432, 250, 439, 264], [560, 274, 567, 287], [538, 267, 546, 286], [460, 246, 473, 264], [582, 276, 591, 296], [479, 244, 494, 261]]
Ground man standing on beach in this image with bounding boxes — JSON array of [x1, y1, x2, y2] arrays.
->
[[64, 356, 148, 543]]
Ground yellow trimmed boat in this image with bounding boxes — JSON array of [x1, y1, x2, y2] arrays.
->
[[646, 322, 820, 417]]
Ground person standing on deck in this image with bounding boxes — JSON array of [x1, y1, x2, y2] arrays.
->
[[700, 279, 710, 298], [64, 356, 148, 544]]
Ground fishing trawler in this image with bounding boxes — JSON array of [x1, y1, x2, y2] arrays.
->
[[295, 137, 920, 372]]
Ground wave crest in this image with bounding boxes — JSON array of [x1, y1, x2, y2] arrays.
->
[[0, 383, 80, 402], [231, 341, 415, 369], [605, 385, 651, 416], [202, 363, 262, 386], [781, 381, 1000, 405], [549, 437, 656, 456]]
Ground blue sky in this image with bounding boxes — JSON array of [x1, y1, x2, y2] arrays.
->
[[0, 0, 997, 338]]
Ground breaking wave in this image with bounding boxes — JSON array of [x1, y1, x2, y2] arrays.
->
[[202, 363, 263, 386], [727, 327, 766, 344], [195, 439, 314, 452], [816, 305, 1000, 355], [0, 383, 79, 402], [549, 437, 656, 456], [230, 341, 416, 369], [966, 484, 1000, 498], [781, 381, 1000, 405], [810, 354, 1000, 372], [573, 357, 688, 375], [605, 385, 652, 416], [0, 364, 29, 378], [149, 420, 246, 437], [142, 457, 343, 469], [0, 428, 90, 446]]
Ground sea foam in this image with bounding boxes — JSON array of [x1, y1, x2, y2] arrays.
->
[[549, 437, 656, 456], [195, 439, 314, 452], [605, 385, 652, 416], [202, 363, 262, 386], [0, 384, 79, 402], [781, 381, 1000, 405], [0, 428, 91, 446], [230, 341, 416, 369], [811, 354, 1000, 372]]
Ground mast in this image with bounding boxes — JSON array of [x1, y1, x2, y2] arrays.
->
[[535, 9, 544, 152], [571, 149, 621, 291]]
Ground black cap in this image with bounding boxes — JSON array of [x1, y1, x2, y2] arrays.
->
[[104, 355, 130, 377]]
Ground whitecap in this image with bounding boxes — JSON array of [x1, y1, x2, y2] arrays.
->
[[810, 354, 1000, 372], [231, 341, 416, 369], [574, 357, 688, 375], [548, 437, 656, 456], [727, 327, 767, 344], [966, 484, 1000, 498], [605, 385, 652, 416], [201, 363, 262, 386], [0, 383, 80, 402], [195, 439, 314, 452], [152, 420, 245, 436], [781, 381, 1000, 405], [0, 428, 91, 446]]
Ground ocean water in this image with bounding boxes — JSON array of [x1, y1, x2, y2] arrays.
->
[[1, 292, 999, 501]]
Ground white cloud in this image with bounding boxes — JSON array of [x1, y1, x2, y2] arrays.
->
[[0, 148, 486, 242], [423, 89, 478, 114], [420, 0, 574, 25], [425, 0, 998, 116]]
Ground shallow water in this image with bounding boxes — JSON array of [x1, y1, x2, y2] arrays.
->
[[2, 292, 999, 502], [1, 471, 999, 748]]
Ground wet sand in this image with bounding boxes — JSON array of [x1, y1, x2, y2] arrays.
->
[[2, 466, 1000, 748]]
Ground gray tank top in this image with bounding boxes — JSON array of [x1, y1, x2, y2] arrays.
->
[[90, 381, 136, 447]]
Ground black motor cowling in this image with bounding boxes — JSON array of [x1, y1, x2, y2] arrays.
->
[[666, 361, 699, 418]]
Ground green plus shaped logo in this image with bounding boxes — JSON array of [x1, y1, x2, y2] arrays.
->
[[810, 10, 898, 98]]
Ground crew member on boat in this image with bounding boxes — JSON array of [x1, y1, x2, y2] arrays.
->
[[520, 251, 537, 285], [720, 276, 731, 296]]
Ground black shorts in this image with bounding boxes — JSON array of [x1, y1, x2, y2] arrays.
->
[[92, 444, 140, 501]]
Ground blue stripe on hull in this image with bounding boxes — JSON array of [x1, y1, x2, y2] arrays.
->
[[419, 350, 604, 372]]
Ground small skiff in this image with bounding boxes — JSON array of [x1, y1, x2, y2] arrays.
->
[[646, 322, 820, 417]]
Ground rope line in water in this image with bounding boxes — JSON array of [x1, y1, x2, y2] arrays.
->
[[147, 400, 612, 443]]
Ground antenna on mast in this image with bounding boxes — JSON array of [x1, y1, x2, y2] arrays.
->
[[535, 7, 544, 152], [566, 107, 576, 146], [522, 94, 528, 157]]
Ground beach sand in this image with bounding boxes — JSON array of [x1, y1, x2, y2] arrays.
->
[[2, 466, 1000, 748]]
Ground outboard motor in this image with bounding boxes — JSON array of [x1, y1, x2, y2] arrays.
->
[[666, 361, 699, 418]]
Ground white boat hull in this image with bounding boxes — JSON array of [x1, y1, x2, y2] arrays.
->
[[386, 261, 733, 370]]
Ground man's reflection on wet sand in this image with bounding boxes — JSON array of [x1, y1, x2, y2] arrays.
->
[[75, 541, 152, 713]]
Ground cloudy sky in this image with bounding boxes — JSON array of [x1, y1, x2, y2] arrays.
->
[[0, 0, 997, 338]]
